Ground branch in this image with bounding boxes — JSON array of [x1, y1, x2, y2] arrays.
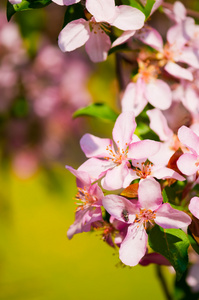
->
[[162, 2, 199, 19]]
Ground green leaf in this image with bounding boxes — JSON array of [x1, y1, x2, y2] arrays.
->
[[148, 225, 190, 280], [162, 188, 169, 203], [122, 0, 156, 19], [188, 227, 199, 255], [143, 0, 156, 19], [73, 103, 118, 122], [122, 0, 144, 13], [7, 0, 52, 21]]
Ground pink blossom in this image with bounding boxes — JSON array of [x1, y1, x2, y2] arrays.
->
[[177, 126, 199, 176], [102, 178, 191, 266], [134, 24, 199, 81], [66, 166, 103, 239], [58, 0, 145, 62], [123, 158, 184, 187], [79, 112, 160, 190], [121, 61, 172, 116]]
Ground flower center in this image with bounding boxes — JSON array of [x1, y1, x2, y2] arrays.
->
[[134, 208, 156, 229], [75, 187, 97, 211], [169, 134, 182, 151], [89, 17, 111, 35], [134, 161, 153, 179], [137, 60, 159, 83], [163, 43, 182, 62], [105, 143, 129, 165]]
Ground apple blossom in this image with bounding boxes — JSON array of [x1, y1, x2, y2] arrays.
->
[[78, 111, 160, 190], [66, 166, 103, 239], [121, 60, 172, 116], [103, 178, 191, 266], [58, 0, 145, 62], [123, 158, 184, 187]]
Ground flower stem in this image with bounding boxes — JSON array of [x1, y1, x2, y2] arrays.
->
[[155, 265, 173, 300]]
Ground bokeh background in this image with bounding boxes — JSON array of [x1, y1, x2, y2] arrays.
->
[[0, 0, 198, 299]]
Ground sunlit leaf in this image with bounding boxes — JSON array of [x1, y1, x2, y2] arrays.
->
[[73, 103, 118, 122], [120, 183, 139, 198], [143, 0, 156, 19], [7, 0, 52, 21], [148, 225, 190, 280], [121, 0, 156, 19]]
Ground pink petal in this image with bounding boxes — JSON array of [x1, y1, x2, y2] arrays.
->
[[121, 81, 148, 116], [189, 197, 199, 219], [123, 170, 139, 187], [67, 207, 102, 239], [102, 194, 137, 223], [85, 29, 111, 62], [112, 30, 135, 48], [177, 47, 199, 68], [164, 61, 193, 81], [52, 0, 80, 5], [8, 0, 22, 3], [145, 79, 172, 110], [155, 203, 191, 228], [128, 140, 160, 160], [149, 141, 174, 167], [86, 0, 116, 23], [101, 162, 129, 190], [152, 167, 185, 181], [112, 5, 145, 31], [173, 1, 187, 22], [78, 158, 114, 181], [119, 224, 148, 266], [177, 153, 199, 176], [65, 165, 91, 188], [58, 19, 90, 52], [136, 26, 163, 51], [147, 108, 173, 141], [80, 133, 113, 158], [178, 125, 199, 155], [167, 24, 188, 48], [112, 112, 136, 150], [138, 178, 163, 211]]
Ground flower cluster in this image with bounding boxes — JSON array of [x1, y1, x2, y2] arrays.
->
[[62, 0, 199, 283], [6, 0, 199, 296]]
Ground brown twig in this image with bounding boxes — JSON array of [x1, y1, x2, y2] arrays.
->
[[162, 2, 199, 19]]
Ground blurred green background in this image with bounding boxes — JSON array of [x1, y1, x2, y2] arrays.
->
[[0, 166, 171, 300]]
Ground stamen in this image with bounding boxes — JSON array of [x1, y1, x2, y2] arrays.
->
[[134, 208, 156, 230], [75, 187, 97, 211]]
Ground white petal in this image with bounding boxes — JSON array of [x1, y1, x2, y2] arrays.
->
[[58, 19, 90, 52]]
